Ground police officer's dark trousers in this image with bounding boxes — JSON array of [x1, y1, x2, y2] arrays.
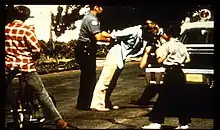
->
[[149, 65, 191, 125], [75, 41, 96, 110]]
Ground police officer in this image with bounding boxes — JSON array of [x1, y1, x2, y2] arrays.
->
[[75, 5, 111, 110], [141, 26, 191, 129]]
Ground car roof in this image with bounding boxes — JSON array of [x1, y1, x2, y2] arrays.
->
[[180, 21, 214, 35]]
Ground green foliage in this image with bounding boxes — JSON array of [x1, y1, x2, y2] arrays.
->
[[37, 39, 108, 74], [96, 45, 109, 57], [39, 40, 54, 58], [36, 59, 80, 75], [39, 39, 78, 59], [39, 39, 108, 58], [51, 5, 84, 37], [37, 39, 80, 74], [54, 41, 75, 59]]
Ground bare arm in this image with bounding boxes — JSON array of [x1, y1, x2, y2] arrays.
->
[[157, 57, 165, 63], [155, 44, 168, 64], [140, 46, 152, 69], [95, 31, 111, 42], [101, 31, 111, 38], [156, 48, 165, 63], [161, 33, 169, 41]]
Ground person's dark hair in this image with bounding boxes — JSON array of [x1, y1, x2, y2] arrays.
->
[[89, 5, 99, 10], [89, 5, 96, 10], [89, 5, 103, 10], [146, 20, 156, 25], [12, 6, 30, 21], [141, 23, 156, 41], [165, 24, 181, 38], [141, 24, 152, 32], [141, 25, 155, 41]]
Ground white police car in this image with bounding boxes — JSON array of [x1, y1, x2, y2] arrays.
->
[[145, 9, 214, 88]]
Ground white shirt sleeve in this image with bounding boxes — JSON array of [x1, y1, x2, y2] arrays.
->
[[110, 25, 141, 39], [156, 42, 169, 60]]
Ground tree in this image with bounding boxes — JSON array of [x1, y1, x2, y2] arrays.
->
[[51, 5, 85, 37], [50, 5, 86, 67]]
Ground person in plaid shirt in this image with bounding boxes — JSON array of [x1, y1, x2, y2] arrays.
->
[[5, 5, 77, 129]]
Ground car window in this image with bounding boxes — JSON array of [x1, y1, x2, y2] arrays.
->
[[180, 28, 213, 44]]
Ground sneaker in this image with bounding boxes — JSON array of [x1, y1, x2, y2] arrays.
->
[[105, 101, 119, 110], [141, 123, 161, 129], [112, 105, 119, 110], [90, 105, 110, 112], [175, 125, 189, 129]]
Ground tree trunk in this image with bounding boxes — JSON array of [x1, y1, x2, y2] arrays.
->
[[52, 41, 59, 70]]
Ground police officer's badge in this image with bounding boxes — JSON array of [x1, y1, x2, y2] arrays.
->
[[91, 20, 98, 26]]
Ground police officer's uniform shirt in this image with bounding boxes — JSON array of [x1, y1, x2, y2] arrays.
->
[[78, 12, 100, 43], [156, 38, 190, 66], [110, 25, 148, 69]]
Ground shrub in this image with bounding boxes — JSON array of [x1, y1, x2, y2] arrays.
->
[[36, 59, 80, 75], [36, 39, 109, 74], [96, 45, 109, 57]]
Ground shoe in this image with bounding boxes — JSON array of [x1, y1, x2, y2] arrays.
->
[[147, 107, 153, 111], [112, 105, 119, 110], [105, 100, 119, 110], [106, 103, 119, 110], [175, 125, 189, 129], [90, 105, 110, 112], [55, 119, 78, 129], [141, 123, 161, 129], [56, 119, 78, 129], [55, 119, 67, 129]]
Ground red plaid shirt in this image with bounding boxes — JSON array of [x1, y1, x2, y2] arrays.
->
[[5, 20, 41, 72]]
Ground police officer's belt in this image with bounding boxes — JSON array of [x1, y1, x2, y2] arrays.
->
[[164, 64, 182, 70], [79, 40, 93, 46]]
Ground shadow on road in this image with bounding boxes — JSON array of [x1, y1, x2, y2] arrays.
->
[[128, 84, 214, 119], [105, 119, 137, 129]]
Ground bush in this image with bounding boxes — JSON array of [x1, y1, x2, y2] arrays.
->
[[36, 62, 58, 74], [36, 59, 80, 75], [96, 45, 109, 57], [36, 39, 109, 74], [39, 40, 77, 59], [58, 60, 80, 70]]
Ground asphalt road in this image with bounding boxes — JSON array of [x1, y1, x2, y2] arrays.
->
[[5, 61, 214, 129]]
